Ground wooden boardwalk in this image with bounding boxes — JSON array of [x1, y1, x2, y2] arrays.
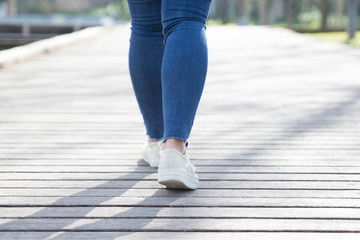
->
[[0, 25, 360, 239]]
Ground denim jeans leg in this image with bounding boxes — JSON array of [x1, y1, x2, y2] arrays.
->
[[127, 0, 164, 140], [127, 0, 212, 142], [161, 0, 212, 142]]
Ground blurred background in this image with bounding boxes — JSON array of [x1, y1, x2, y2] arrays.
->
[[0, 0, 359, 50]]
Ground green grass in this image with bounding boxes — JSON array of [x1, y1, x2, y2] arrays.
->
[[305, 31, 360, 48], [207, 19, 237, 26]]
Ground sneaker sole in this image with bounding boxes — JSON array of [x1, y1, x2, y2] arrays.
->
[[158, 169, 198, 190]]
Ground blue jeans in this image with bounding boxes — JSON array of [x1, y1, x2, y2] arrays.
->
[[127, 0, 212, 143]]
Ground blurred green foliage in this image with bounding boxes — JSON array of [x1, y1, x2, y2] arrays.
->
[[16, 0, 130, 19], [11, 0, 360, 32], [306, 31, 360, 47], [90, 1, 130, 19]]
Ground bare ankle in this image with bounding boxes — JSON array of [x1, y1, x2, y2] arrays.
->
[[162, 138, 186, 155]]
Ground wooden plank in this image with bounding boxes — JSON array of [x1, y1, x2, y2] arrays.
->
[[0, 126, 360, 132], [1, 197, 360, 208], [1, 142, 360, 149], [0, 165, 359, 174], [1, 161, 360, 168], [2, 159, 360, 167], [1, 188, 359, 198], [1, 132, 360, 138], [2, 154, 360, 161], [1, 180, 359, 190], [1, 207, 360, 219], [0, 232, 358, 240], [2, 129, 360, 135], [2, 145, 360, 151], [1, 172, 359, 181], [2, 150, 360, 156], [0, 134, 358, 141], [0, 218, 360, 231]]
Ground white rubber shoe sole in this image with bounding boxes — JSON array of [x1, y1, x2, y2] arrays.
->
[[158, 169, 198, 190]]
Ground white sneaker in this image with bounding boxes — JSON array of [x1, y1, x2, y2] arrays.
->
[[158, 144, 199, 190], [141, 140, 162, 168]]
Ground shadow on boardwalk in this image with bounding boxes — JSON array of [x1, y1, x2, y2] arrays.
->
[[1, 89, 359, 238], [1, 26, 360, 238], [0, 160, 192, 239]]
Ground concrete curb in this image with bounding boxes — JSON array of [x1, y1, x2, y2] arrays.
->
[[0, 26, 106, 68]]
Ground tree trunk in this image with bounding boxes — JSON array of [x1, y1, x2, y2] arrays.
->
[[347, 0, 359, 39], [285, 0, 293, 28], [336, 0, 344, 27], [235, 0, 244, 18], [301, 0, 311, 27], [244, 0, 252, 23], [320, 0, 329, 31], [217, 0, 229, 24], [258, 0, 267, 25], [267, 0, 275, 25], [7, 0, 17, 16]]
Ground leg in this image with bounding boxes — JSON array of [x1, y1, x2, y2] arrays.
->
[[127, 0, 164, 140], [161, 0, 212, 150]]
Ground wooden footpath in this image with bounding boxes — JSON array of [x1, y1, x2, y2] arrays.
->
[[0, 25, 360, 239]]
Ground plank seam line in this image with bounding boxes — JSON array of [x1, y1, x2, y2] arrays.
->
[[2, 205, 360, 209], [2, 165, 360, 168], [1, 187, 360, 190], [1, 217, 360, 220], [1, 172, 360, 175], [2, 196, 360, 199], [1, 180, 359, 182], [0, 230, 359, 233]]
